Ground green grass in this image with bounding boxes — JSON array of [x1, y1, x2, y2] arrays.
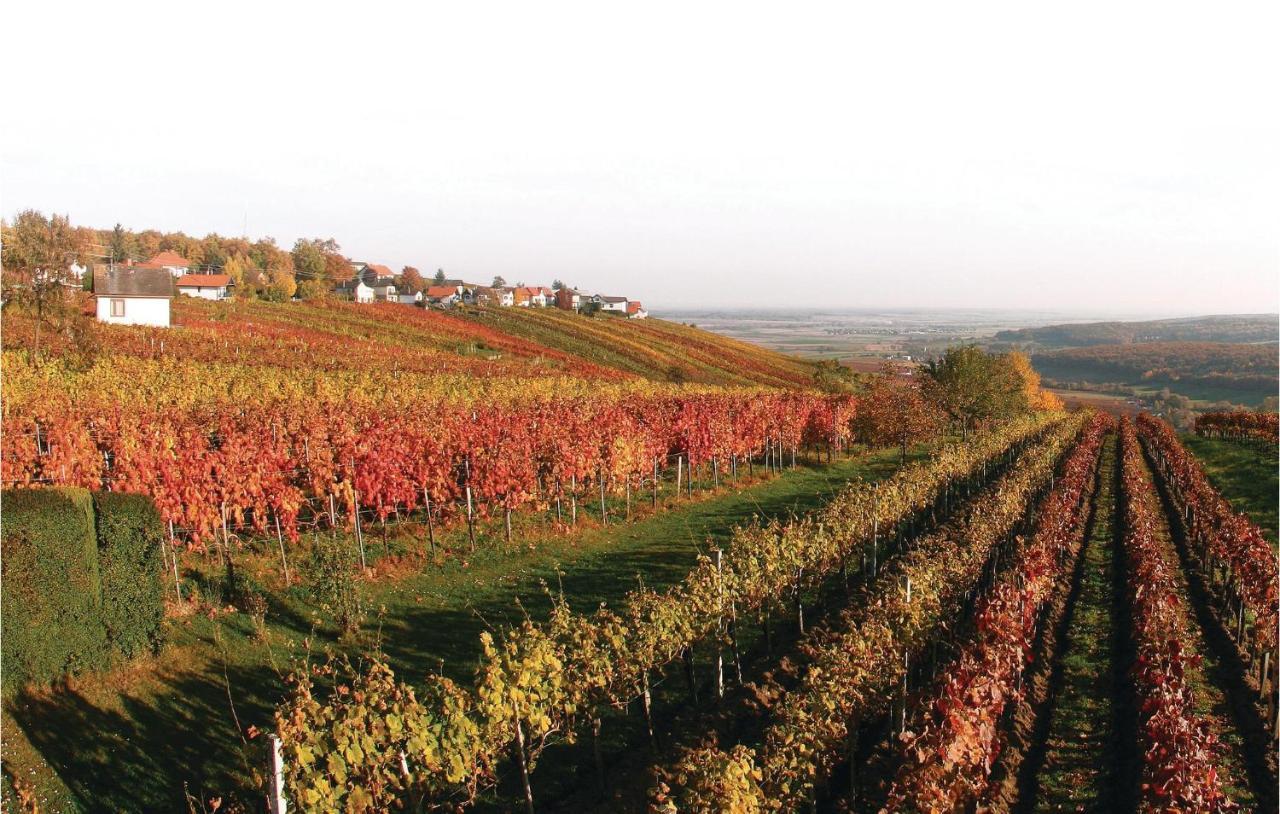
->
[[1028, 432, 1120, 811], [1181, 434, 1278, 548], [1, 445, 918, 813]]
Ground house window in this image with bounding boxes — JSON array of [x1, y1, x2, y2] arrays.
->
[[110, 298, 126, 317]]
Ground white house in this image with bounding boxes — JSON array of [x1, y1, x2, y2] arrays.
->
[[398, 290, 424, 305], [512, 286, 552, 307], [627, 301, 648, 319], [426, 285, 460, 306], [368, 276, 398, 302], [146, 251, 193, 277], [93, 265, 172, 327], [600, 295, 629, 313], [336, 278, 375, 303], [175, 273, 232, 300], [495, 288, 515, 307]]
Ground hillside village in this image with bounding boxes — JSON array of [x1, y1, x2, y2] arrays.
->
[[88, 251, 647, 328]]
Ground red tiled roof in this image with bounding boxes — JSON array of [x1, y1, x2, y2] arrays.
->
[[627, 301, 644, 314], [368, 263, 394, 277], [176, 274, 231, 287], [426, 286, 458, 298], [148, 251, 192, 267]]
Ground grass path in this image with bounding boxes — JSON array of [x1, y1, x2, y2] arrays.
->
[[1019, 431, 1124, 812], [2, 446, 916, 813]]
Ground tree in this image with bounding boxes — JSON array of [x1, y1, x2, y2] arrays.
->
[[292, 239, 329, 283], [552, 279, 565, 290], [325, 252, 353, 283], [433, 269, 446, 285], [399, 266, 425, 294], [109, 223, 136, 263], [1, 210, 85, 355], [262, 253, 297, 301], [223, 253, 255, 292], [854, 366, 944, 461], [297, 278, 331, 301], [1006, 351, 1062, 411], [923, 345, 1027, 438], [813, 359, 856, 393], [492, 275, 506, 288]]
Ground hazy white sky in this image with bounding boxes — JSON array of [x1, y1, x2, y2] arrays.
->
[[3, 1, 1277, 312]]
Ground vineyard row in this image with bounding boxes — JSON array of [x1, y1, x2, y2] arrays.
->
[[653, 412, 1088, 811], [273, 413, 1062, 811], [1117, 419, 1239, 812], [883, 413, 1109, 810]]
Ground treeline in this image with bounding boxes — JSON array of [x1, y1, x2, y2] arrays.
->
[[1032, 341, 1278, 393], [0, 209, 403, 302], [996, 315, 1278, 347]]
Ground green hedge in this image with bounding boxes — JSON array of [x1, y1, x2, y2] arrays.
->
[[93, 492, 165, 659], [1, 488, 107, 688], [2, 488, 167, 690]]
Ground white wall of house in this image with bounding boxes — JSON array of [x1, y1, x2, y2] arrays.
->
[[350, 282, 374, 303], [177, 285, 227, 300], [96, 295, 171, 327], [161, 265, 188, 278], [398, 292, 423, 304], [601, 299, 628, 313]]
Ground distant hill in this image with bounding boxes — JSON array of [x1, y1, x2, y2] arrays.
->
[[1033, 340, 1278, 406], [2, 297, 818, 389], [996, 314, 1278, 348]]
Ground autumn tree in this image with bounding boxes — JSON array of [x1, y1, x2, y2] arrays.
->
[[1, 210, 85, 355], [1007, 351, 1063, 411], [923, 345, 1027, 438], [263, 253, 297, 301], [399, 266, 425, 294], [854, 366, 943, 461]]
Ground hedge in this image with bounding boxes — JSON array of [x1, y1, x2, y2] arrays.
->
[[93, 491, 165, 660], [2, 488, 167, 690], [1, 488, 107, 688]]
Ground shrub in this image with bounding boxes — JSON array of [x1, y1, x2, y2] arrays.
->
[[93, 491, 165, 659], [1, 488, 107, 688]]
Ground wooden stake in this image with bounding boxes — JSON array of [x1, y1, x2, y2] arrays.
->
[[423, 488, 436, 557], [268, 733, 287, 814], [167, 520, 183, 601], [274, 511, 290, 584]]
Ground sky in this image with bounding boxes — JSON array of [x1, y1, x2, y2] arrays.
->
[[2, 1, 1277, 314]]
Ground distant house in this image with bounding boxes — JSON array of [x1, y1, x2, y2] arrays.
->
[[425, 285, 460, 306], [600, 295, 628, 313], [146, 251, 193, 277], [367, 276, 398, 302], [495, 287, 515, 307], [93, 265, 172, 327], [470, 286, 500, 306], [335, 278, 375, 303], [554, 288, 582, 311], [398, 290, 424, 305], [175, 273, 232, 300], [512, 286, 552, 307], [627, 301, 648, 319]]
